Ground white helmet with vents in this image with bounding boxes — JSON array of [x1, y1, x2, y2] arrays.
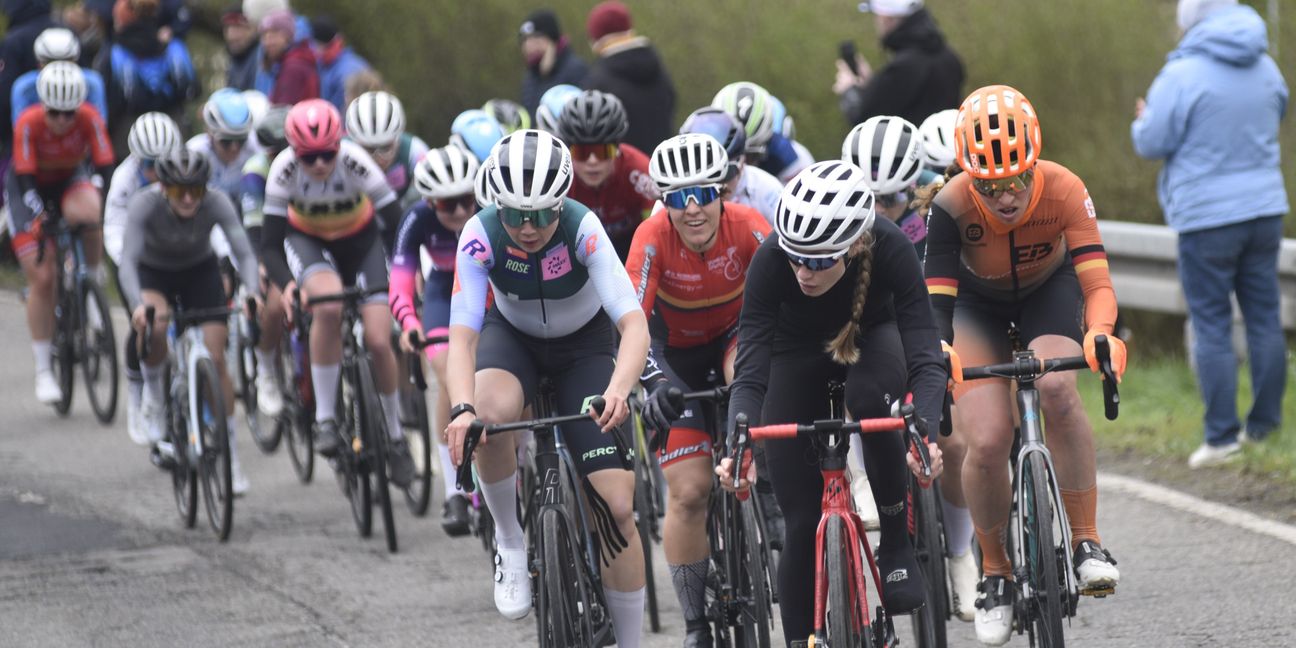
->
[[775, 160, 876, 258], [486, 129, 573, 210], [841, 115, 924, 195], [648, 133, 729, 193], [414, 146, 479, 201]]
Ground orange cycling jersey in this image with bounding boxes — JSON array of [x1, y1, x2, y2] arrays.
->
[[924, 159, 1117, 338], [626, 202, 771, 348], [12, 104, 113, 187]]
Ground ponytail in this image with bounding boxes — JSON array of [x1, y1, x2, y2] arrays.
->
[[910, 162, 963, 216], [826, 229, 875, 365]]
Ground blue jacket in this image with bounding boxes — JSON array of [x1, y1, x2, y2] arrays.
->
[[318, 46, 371, 113], [1131, 4, 1289, 233], [11, 68, 110, 126], [0, 0, 55, 146]]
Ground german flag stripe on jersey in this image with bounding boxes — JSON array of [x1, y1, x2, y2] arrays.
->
[[657, 284, 745, 311], [1071, 244, 1109, 274], [926, 277, 959, 298]]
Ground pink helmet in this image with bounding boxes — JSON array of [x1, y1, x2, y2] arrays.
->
[[285, 99, 342, 152]]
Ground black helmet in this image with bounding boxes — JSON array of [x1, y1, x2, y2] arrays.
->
[[256, 106, 290, 151], [556, 90, 628, 145], [156, 148, 211, 186]]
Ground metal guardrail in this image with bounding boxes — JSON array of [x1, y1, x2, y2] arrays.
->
[[1099, 221, 1296, 330]]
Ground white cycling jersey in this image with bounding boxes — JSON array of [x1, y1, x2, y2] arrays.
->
[[732, 164, 783, 226], [264, 139, 397, 240], [103, 154, 148, 265], [187, 133, 262, 204]]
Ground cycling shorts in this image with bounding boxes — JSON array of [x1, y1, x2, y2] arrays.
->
[[4, 167, 95, 258], [658, 328, 738, 468], [476, 307, 625, 475], [284, 222, 388, 306], [137, 256, 228, 326], [420, 270, 453, 359]]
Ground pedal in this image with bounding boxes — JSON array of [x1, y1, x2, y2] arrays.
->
[[1080, 584, 1116, 598]]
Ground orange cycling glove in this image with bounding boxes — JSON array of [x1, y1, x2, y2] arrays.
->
[[942, 341, 963, 389], [1083, 330, 1127, 383]]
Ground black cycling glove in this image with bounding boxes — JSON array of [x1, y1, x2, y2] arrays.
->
[[643, 380, 682, 451]]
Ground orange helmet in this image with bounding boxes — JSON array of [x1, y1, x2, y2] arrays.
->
[[954, 85, 1041, 179]]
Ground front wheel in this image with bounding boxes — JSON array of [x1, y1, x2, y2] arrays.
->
[[51, 291, 75, 416], [400, 354, 433, 516], [167, 362, 198, 528], [282, 339, 314, 483], [633, 450, 661, 633], [1022, 453, 1066, 648], [910, 479, 949, 648], [736, 497, 773, 647], [79, 280, 118, 423], [359, 357, 397, 553], [826, 514, 871, 648], [342, 363, 372, 538], [196, 357, 233, 541]]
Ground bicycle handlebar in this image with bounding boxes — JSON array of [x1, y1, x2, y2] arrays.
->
[[454, 397, 615, 493], [959, 334, 1120, 421], [664, 385, 730, 413], [305, 285, 390, 307]]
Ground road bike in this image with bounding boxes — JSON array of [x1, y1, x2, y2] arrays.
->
[[403, 333, 449, 516]]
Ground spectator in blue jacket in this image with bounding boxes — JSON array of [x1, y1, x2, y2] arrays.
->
[[519, 9, 587, 116], [1131, 0, 1289, 468], [0, 0, 56, 151], [310, 15, 372, 113]]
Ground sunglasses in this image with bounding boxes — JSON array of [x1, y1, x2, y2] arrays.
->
[[299, 150, 338, 165], [499, 205, 559, 229], [216, 137, 247, 149], [787, 252, 845, 271], [365, 142, 398, 158], [435, 194, 477, 213], [163, 183, 207, 201], [570, 142, 619, 161], [972, 169, 1034, 198], [875, 189, 912, 209], [45, 108, 76, 119], [662, 185, 723, 210]]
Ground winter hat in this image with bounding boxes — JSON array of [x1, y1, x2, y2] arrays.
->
[[310, 15, 339, 43], [221, 4, 249, 26], [519, 9, 562, 42], [243, 0, 288, 27], [259, 8, 295, 36], [857, 0, 923, 18], [1176, 0, 1236, 32], [587, 1, 632, 42]]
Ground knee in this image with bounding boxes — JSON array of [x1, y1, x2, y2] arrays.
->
[[26, 262, 55, 291], [311, 302, 342, 327], [963, 427, 1012, 470], [1038, 375, 1083, 419], [666, 475, 710, 520], [600, 484, 636, 530]]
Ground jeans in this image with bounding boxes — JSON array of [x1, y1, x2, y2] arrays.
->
[[1177, 215, 1288, 446]]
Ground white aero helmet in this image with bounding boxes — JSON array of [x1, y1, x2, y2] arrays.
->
[[711, 81, 776, 156], [486, 129, 573, 210], [202, 88, 253, 138], [128, 112, 181, 160], [649, 133, 729, 194], [775, 160, 876, 258], [474, 157, 495, 209], [241, 90, 270, 126], [841, 115, 924, 195], [346, 91, 405, 148], [918, 108, 958, 170], [414, 146, 479, 201], [36, 61, 87, 111], [34, 28, 80, 64]]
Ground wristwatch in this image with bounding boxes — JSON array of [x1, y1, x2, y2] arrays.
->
[[449, 403, 477, 422]]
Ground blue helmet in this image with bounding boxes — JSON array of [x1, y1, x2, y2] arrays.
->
[[767, 94, 795, 140], [202, 88, 253, 138], [535, 84, 582, 134], [680, 107, 746, 182], [449, 109, 506, 163]]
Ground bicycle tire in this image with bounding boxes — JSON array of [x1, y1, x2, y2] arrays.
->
[[1023, 452, 1066, 648], [243, 336, 282, 454], [343, 363, 372, 537], [51, 289, 75, 416], [195, 357, 233, 541], [910, 479, 949, 648], [633, 449, 661, 633], [536, 508, 571, 648], [282, 341, 314, 482], [167, 361, 198, 528], [359, 358, 397, 553], [826, 514, 870, 648], [736, 497, 773, 648], [401, 368, 433, 516], [79, 280, 118, 424]]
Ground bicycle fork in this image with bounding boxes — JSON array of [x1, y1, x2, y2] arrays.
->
[[1011, 389, 1078, 608]]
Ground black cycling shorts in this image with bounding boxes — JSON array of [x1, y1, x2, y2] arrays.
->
[[284, 223, 388, 305], [657, 328, 737, 467], [476, 307, 625, 475], [137, 255, 227, 325], [953, 263, 1084, 367]]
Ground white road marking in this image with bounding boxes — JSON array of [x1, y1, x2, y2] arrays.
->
[[1099, 471, 1296, 546]]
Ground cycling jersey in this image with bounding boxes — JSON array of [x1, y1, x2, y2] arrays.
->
[[376, 132, 430, 209], [757, 132, 813, 184], [565, 143, 658, 260], [187, 133, 261, 204], [731, 165, 782, 225], [450, 197, 640, 339], [12, 103, 113, 187], [923, 160, 1117, 342], [390, 201, 459, 333], [894, 209, 927, 258], [625, 202, 770, 348], [238, 151, 271, 232], [10, 68, 110, 127], [103, 154, 151, 264]]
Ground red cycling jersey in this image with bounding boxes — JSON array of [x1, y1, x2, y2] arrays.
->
[[625, 202, 771, 348], [12, 104, 113, 187], [566, 143, 658, 259]]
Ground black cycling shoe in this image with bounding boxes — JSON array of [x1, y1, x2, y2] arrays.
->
[[314, 419, 342, 458], [876, 545, 927, 614], [387, 438, 415, 488], [682, 619, 714, 648], [441, 494, 471, 537]]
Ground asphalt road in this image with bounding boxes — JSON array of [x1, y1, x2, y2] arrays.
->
[[1, 291, 1294, 648]]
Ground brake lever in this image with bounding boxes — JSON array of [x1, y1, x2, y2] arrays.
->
[[900, 402, 932, 482], [455, 419, 486, 493], [1093, 335, 1120, 421], [730, 413, 751, 500]]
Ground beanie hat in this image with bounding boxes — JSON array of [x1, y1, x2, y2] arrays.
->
[[310, 14, 339, 43], [586, 1, 632, 42], [519, 9, 562, 42], [1176, 0, 1237, 32], [243, 0, 288, 27], [259, 8, 295, 36], [221, 4, 249, 26]]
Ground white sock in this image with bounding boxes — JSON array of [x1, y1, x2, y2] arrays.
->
[[941, 495, 974, 557], [481, 473, 524, 550], [439, 443, 462, 496], [380, 391, 403, 441], [141, 362, 165, 402], [254, 348, 275, 375], [227, 416, 240, 464], [311, 363, 340, 422], [32, 340, 52, 374], [128, 377, 142, 410], [603, 586, 645, 648]]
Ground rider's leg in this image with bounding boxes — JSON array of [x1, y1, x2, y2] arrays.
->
[[471, 368, 526, 545], [361, 300, 402, 440], [428, 347, 460, 499], [303, 270, 344, 423], [661, 449, 712, 626], [137, 290, 171, 397], [18, 243, 56, 379], [1031, 334, 1100, 548], [937, 421, 974, 554], [61, 183, 102, 271]]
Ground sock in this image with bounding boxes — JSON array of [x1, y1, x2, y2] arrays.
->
[[439, 443, 462, 496], [255, 348, 275, 376], [975, 522, 1012, 577], [481, 473, 524, 550], [32, 340, 52, 374], [141, 362, 165, 402], [311, 363, 340, 422], [1061, 486, 1101, 550], [603, 586, 645, 648], [227, 416, 241, 466], [941, 496, 974, 557], [380, 391, 403, 441], [668, 558, 709, 622], [127, 374, 143, 408]]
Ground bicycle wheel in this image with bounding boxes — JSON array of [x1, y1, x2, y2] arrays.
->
[[735, 497, 773, 648], [243, 336, 282, 454], [282, 338, 314, 482], [536, 507, 601, 647], [910, 480, 949, 648], [342, 364, 372, 537], [359, 358, 397, 553], [1022, 452, 1066, 647], [51, 290, 75, 416], [826, 514, 870, 648], [400, 361, 433, 516], [195, 357, 233, 541], [168, 363, 198, 528], [633, 448, 661, 633], [79, 280, 118, 424]]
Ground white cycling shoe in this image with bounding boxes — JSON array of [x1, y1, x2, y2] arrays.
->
[[255, 368, 284, 417], [948, 550, 979, 622], [1073, 540, 1120, 595], [493, 547, 531, 620], [974, 575, 1014, 646], [35, 370, 61, 404]]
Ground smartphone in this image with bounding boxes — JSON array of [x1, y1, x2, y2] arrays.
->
[[839, 40, 860, 76]]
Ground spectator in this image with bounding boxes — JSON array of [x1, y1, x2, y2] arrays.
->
[[0, 0, 56, 152], [85, 0, 188, 41], [833, 0, 963, 127], [1131, 0, 1289, 468], [256, 9, 318, 105], [518, 9, 587, 117], [311, 15, 372, 113], [583, 0, 675, 154], [222, 5, 259, 90]]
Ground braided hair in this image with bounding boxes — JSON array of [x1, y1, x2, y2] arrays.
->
[[911, 162, 963, 216], [825, 229, 876, 365]]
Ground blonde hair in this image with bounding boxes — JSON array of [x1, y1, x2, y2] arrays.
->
[[344, 69, 386, 107], [826, 229, 876, 365]]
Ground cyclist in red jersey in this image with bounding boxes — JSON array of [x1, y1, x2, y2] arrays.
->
[[625, 133, 770, 647], [6, 62, 114, 404], [557, 90, 658, 261]]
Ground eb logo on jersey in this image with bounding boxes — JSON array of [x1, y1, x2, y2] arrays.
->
[[1013, 242, 1053, 264]]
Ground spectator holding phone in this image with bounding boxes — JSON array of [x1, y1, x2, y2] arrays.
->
[[833, 0, 964, 127]]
